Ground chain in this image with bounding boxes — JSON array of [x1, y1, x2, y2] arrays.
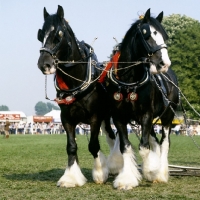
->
[[160, 73, 200, 150], [161, 73, 200, 117], [45, 75, 54, 101]]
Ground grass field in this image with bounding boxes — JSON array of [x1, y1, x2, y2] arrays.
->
[[0, 134, 200, 200]]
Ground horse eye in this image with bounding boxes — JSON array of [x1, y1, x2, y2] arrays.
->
[[153, 31, 157, 35], [59, 30, 63, 37]]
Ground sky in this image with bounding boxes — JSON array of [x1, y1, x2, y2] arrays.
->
[[0, 0, 200, 116]]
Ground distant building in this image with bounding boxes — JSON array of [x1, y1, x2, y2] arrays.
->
[[0, 111, 26, 122]]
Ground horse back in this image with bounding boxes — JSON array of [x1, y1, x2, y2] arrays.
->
[[160, 68, 179, 104]]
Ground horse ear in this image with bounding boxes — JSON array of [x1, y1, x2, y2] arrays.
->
[[156, 11, 163, 23], [43, 7, 49, 20], [38, 29, 43, 43], [143, 8, 151, 23], [57, 5, 64, 19]]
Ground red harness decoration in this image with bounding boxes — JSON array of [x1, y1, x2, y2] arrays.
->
[[98, 51, 120, 83], [54, 96, 76, 105], [56, 71, 69, 90], [54, 72, 76, 105]]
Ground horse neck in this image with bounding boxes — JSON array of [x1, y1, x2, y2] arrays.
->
[[117, 51, 146, 83], [57, 37, 87, 89]]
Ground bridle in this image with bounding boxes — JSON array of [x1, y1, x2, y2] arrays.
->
[[39, 22, 96, 104], [39, 24, 76, 67], [136, 23, 168, 57], [109, 22, 168, 101]]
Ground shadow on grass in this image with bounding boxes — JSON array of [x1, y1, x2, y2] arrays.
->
[[3, 168, 155, 187], [3, 168, 92, 182]]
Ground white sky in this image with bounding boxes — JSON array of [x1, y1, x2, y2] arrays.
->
[[0, 0, 200, 116]]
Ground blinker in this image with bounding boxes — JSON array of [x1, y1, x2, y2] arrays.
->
[[38, 29, 44, 43], [140, 24, 151, 40]]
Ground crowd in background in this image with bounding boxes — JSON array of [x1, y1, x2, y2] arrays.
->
[[154, 124, 200, 136], [0, 121, 65, 135], [0, 121, 200, 136]]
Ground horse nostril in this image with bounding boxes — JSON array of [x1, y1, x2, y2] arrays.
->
[[44, 64, 51, 69], [160, 61, 165, 66]]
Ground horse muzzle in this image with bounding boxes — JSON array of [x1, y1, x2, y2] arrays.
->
[[38, 54, 56, 75]]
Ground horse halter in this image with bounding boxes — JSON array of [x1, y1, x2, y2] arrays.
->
[[39, 24, 72, 64], [136, 23, 167, 57]]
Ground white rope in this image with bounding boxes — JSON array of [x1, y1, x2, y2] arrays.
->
[[57, 61, 146, 83]]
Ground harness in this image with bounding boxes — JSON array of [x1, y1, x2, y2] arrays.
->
[[106, 21, 169, 102], [108, 56, 150, 102], [137, 23, 167, 56], [40, 24, 101, 105]]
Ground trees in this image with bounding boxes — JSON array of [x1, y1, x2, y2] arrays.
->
[[35, 101, 60, 115], [162, 15, 200, 119], [0, 105, 9, 111], [163, 14, 199, 47]]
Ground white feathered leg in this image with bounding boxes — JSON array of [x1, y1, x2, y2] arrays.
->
[[57, 161, 87, 187], [139, 135, 161, 182], [140, 128, 170, 183], [155, 127, 169, 182], [92, 151, 109, 184], [113, 145, 141, 190], [107, 134, 123, 175], [101, 121, 123, 174], [101, 121, 115, 150]]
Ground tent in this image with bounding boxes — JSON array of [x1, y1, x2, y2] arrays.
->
[[44, 110, 61, 123]]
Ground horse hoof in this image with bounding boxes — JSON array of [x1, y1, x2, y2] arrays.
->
[[153, 180, 159, 183], [115, 185, 133, 190], [57, 181, 76, 188]]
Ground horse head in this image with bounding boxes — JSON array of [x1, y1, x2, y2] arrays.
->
[[37, 5, 73, 75], [121, 8, 171, 74]]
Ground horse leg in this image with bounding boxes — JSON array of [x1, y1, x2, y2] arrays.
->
[[89, 120, 108, 184], [113, 120, 141, 190], [139, 113, 162, 182], [101, 119, 123, 175], [140, 125, 162, 182], [101, 119, 115, 150], [57, 122, 87, 188], [155, 126, 170, 182]]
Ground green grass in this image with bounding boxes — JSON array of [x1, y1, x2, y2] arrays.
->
[[0, 134, 200, 200]]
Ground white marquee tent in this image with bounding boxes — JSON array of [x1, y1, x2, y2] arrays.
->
[[44, 110, 61, 123]]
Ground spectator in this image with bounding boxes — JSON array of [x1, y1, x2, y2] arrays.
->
[[75, 126, 80, 135], [0, 122, 4, 135], [46, 123, 51, 134], [127, 124, 132, 134], [174, 124, 181, 136], [36, 123, 41, 134], [4, 118, 10, 138]]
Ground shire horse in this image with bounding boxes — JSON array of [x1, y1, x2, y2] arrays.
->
[[37, 5, 116, 187], [105, 9, 179, 189]]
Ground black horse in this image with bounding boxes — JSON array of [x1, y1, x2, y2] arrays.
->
[[37, 5, 116, 187], [105, 9, 179, 189]]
